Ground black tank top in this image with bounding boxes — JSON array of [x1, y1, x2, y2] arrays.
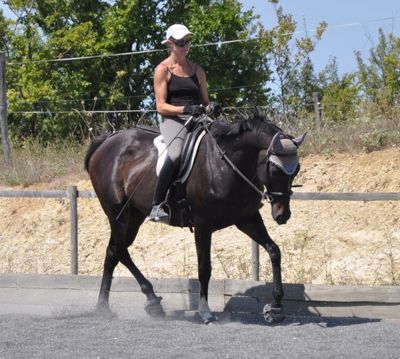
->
[[165, 64, 202, 106]]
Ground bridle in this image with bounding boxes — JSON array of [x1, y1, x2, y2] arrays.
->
[[262, 152, 297, 203], [257, 146, 298, 203], [204, 123, 298, 203]]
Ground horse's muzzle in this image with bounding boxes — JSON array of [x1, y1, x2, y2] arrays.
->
[[274, 214, 290, 225], [271, 203, 291, 225]]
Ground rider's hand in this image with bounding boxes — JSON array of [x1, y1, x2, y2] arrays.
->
[[207, 102, 222, 116], [183, 104, 206, 117]]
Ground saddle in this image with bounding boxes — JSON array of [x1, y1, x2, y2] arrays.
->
[[154, 126, 206, 182], [153, 125, 207, 228]]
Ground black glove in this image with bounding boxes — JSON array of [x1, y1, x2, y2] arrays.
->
[[183, 104, 206, 117], [209, 102, 222, 116]]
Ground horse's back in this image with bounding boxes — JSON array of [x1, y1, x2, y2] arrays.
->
[[88, 128, 157, 169]]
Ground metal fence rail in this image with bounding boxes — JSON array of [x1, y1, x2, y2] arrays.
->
[[1, 187, 399, 277]]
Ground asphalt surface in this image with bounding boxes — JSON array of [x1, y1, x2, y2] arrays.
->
[[1, 310, 399, 359]]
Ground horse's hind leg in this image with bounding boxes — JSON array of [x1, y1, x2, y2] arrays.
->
[[236, 212, 285, 324], [110, 211, 164, 317], [96, 242, 119, 316], [97, 208, 164, 318]]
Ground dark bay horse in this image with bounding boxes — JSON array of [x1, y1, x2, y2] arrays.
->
[[84, 111, 305, 324]]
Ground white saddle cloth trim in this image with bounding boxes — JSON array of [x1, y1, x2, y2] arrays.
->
[[154, 136, 168, 175], [153, 130, 207, 183]]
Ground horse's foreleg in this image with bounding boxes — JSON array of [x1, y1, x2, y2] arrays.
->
[[236, 212, 285, 323], [194, 226, 216, 324]]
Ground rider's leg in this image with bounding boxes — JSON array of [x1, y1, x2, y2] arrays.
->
[[149, 117, 188, 221], [149, 156, 178, 220]]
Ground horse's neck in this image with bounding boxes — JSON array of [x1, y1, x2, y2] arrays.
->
[[214, 131, 267, 172], [230, 131, 271, 154]]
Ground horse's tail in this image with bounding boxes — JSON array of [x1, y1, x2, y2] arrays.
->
[[84, 135, 108, 172]]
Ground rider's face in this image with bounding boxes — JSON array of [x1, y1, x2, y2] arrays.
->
[[169, 35, 191, 55]]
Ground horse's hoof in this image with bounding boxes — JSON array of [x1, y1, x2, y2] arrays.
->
[[145, 296, 165, 318], [204, 317, 218, 325], [95, 305, 116, 319], [263, 304, 285, 324], [199, 313, 218, 325]]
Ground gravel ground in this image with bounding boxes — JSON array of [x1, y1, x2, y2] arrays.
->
[[0, 313, 399, 359]]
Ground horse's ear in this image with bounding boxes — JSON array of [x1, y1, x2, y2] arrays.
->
[[292, 132, 307, 147], [270, 133, 283, 154]]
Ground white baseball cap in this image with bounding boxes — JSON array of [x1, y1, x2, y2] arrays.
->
[[161, 24, 192, 44]]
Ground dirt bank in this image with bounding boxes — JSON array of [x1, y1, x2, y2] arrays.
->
[[0, 148, 399, 285]]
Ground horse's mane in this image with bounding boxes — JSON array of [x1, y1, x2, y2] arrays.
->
[[210, 111, 282, 139]]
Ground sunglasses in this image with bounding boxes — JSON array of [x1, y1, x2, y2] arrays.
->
[[171, 38, 191, 47]]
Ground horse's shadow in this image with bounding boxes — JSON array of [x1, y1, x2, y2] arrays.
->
[[213, 283, 383, 327], [161, 282, 384, 327]]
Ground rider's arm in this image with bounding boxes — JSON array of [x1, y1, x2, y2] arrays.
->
[[196, 65, 210, 111], [154, 64, 186, 116]]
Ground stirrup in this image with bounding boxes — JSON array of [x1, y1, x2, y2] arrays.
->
[[148, 204, 169, 223]]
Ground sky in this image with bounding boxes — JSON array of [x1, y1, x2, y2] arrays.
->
[[1, 1, 399, 76], [242, 0, 400, 75]]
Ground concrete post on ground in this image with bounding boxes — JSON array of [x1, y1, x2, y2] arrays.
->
[[68, 186, 78, 275], [0, 51, 11, 165]]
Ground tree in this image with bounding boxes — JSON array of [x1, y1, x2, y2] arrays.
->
[[318, 58, 359, 124], [185, 0, 272, 107], [298, 56, 319, 113], [2, 0, 273, 141], [356, 29, 400, 110], [262, 0, 326, 120], [3, 0, 111, 140]]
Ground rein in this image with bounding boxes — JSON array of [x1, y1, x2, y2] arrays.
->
[[203, 124, 294, 203], [214, 139, 268, 200]]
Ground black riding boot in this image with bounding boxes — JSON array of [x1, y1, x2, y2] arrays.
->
[[149, 157, 178, 222]]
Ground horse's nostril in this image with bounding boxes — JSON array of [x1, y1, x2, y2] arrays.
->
[[275, 214, 289, 225]]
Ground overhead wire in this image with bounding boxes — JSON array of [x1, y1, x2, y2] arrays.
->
[[6, 14, 399, 115], [10, 81, 267, 108], [6, 15, 400, 66], [10, 109, 156, 115]]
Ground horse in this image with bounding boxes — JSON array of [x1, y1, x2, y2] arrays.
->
[[84, 110, 306, 324]]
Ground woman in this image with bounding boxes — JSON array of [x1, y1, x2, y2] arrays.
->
[[149, 24, 210, 222]]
